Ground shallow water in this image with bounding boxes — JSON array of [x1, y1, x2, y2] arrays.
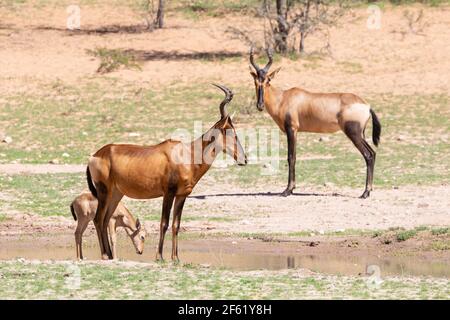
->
[[0, 236, 448, 278]]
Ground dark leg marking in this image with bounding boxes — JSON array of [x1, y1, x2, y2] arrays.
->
[[93, 181, 112, 258], [282, 113, 297, 197], [156, 191, 175, 261], [344, 121, 374, 199]]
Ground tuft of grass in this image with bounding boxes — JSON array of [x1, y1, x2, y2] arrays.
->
[[337, 61, 364, 74], [0, 213, 9, 223], [86, 48, 141, 74], [430, 240, 450, 251], [431, 228, 449, 236], [396, 229, 418, 242]]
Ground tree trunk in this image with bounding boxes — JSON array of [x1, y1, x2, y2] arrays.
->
[[275, 0, 289, 53], [154, 0, 165, 29], [299, 31, 306, 53], [298, 0, 311, 53]]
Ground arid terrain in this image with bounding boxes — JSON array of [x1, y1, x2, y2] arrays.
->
[[0, 1, 449, 299]]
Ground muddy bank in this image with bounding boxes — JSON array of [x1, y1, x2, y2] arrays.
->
[[0, 231, 448, 278]]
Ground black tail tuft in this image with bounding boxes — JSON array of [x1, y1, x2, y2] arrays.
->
[[86, 166, 98, 198], [370, 109, 381, 147], [70, 202, 77, 221]]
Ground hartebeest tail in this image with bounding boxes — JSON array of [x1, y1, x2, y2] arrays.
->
[[249, 48, 381, 199], [70, 203, 77, 221], [370, 109, 381, 147], [86, 166, 97, 198]]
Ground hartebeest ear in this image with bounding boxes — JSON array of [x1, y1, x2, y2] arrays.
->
[[135, 218, 141, 230], [267, 67, 281, 81]]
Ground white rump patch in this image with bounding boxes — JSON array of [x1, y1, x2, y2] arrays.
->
[[345, 103, 371, 124]]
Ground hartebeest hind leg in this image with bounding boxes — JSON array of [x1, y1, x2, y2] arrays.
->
[[171, 196, 187, 262], [93, 183, 112, 259], [100, 189, 123, 260], [156, 192, 175, 261], [344, 121, 376, 199], [282, 121, 298, 197]]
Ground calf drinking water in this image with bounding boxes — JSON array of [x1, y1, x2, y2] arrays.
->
[[70, 192, 146, 260]]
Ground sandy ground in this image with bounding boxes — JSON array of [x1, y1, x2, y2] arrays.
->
[[0, 5, 449, 96], [0, 164, 449, 234]]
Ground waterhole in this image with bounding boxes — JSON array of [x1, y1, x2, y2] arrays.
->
[[0, 234, 448, 278]]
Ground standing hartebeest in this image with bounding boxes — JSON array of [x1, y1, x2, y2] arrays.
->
[[86, 84, 247, 261], [70, 192, 146, 260], [249, 48, 381, 198]]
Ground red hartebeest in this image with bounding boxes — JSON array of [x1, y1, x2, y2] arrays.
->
[[249, 49, 381, 198], [86, 84, 247, 261]]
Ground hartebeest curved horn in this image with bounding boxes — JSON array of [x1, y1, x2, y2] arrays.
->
[[212, 83, 233, 119], [250, 47, 273, 73], [262, 48, 273, 73], [249, 46, 260, 72]]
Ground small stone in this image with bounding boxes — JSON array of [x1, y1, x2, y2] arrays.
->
[[62, 153, 70, 158], [323, 182, 335, 188], [2, 136, 12, 144], [128, 132, 141, 137], [319, 136, 330, 142], [318, 230, 325, 235], [49, 159, 60, 164], [397, 135, 406, 141], [309, 241, 319, 247], [231, 241, 237, 245]]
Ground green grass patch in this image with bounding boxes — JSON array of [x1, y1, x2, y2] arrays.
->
[[431, 227, 449, 236], [1, 83, 449, 189], [0, 213, 9, 223], [396, 229, 418, 242], [0, 260, 449, 299]]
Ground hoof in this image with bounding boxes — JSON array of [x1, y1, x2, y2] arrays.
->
[[281, 188, 294, 197], [172, 258, 180, 264], [359, 191, 370, 199], [101, 254, 111, 260]]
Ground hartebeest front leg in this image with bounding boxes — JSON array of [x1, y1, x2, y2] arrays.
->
[[281, 124, 298, 197], [108, 219, 118, 260], [156, 192, 175, 261], [171, 196, 187, 263]]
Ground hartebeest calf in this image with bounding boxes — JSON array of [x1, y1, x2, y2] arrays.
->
[[86, 84, 247, 261], [249, 48, 381, 198], [70, 192, 146, 260]]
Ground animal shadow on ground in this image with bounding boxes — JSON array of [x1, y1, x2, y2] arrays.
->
[[189, 191, 348, 200], [124, 49, 243, 61], [34, 24, 153, 35]]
